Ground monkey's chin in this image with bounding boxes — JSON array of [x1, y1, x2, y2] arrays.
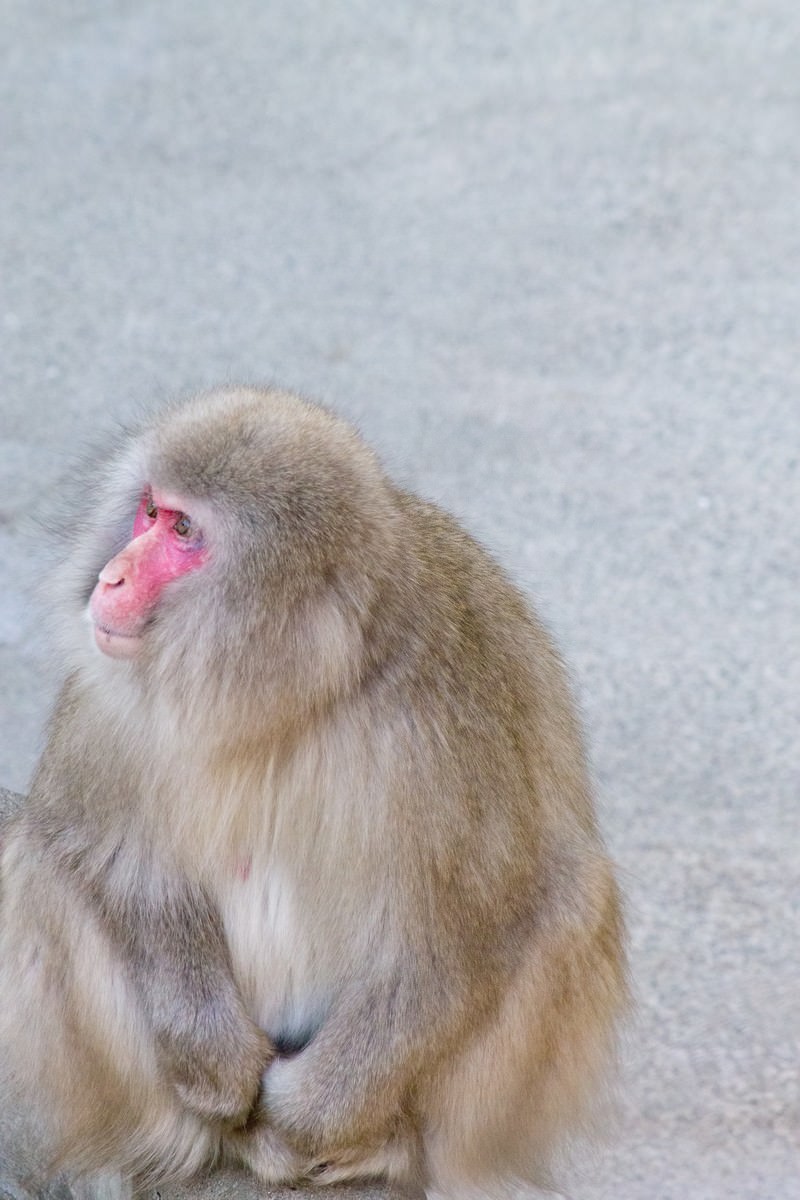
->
[[93, 623, 142, 660]]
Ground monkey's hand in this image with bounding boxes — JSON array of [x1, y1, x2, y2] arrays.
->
[[160, 1009, 275, 1129]]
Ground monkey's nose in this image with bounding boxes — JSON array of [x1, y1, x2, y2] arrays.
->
[[98, 554, 130, 586]]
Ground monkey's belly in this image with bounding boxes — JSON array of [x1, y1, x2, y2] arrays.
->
[[218, 864, 330, 1048]]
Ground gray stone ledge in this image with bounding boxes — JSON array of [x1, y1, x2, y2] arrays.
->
[[0, 788, 420, 1200], [0, 788, 23, 826]]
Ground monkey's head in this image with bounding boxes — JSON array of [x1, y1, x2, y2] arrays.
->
[[68, 387, 407, 729]]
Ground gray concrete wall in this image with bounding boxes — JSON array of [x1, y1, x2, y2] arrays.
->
[[1, 3, 798, 1199]]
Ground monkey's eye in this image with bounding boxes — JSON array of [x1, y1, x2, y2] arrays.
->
[[173, 514, 195, 538], [145, 497, 158, 520]]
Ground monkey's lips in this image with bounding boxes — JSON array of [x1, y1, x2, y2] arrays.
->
[[92, 622, 143, 660]]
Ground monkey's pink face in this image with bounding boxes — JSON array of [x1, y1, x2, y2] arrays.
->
[[89, 489, 208, 659]]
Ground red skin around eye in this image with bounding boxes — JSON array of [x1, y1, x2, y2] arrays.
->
[[89, 490, 207, 659]]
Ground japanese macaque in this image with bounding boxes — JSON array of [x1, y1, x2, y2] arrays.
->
[[0, 386, 627, 1199]]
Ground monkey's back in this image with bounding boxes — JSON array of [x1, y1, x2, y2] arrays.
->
[[365, 490, 627, 1192]]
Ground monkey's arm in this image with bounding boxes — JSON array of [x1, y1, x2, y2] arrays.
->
[[250, 954, 484, 1163], [24, 689, 273, 1133], [96, 871, 274, 1128]]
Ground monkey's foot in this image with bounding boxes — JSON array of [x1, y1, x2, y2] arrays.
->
[[302, 1136, 421, 1189], [223, 1124, 310, 1184], [225, 1124, 407, 1189]]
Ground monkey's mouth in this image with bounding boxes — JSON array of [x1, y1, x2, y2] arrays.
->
[[92, 622, 143, 660]]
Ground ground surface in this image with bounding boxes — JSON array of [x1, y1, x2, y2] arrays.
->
[[1, 3, 798, 1198]]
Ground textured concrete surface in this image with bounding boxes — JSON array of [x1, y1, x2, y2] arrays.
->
[[1, 2, 798, 1198], [139, 1171, 422, 1200]]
